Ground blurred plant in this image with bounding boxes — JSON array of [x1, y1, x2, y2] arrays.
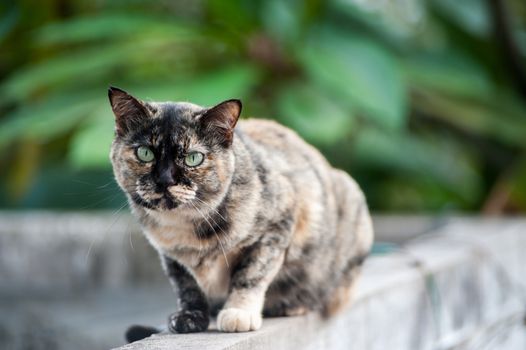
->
[[0, 0, 525, 212]]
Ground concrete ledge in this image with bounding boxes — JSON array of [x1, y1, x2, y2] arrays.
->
[[1, 213, 525, 349], [114, 218, 526, 350]]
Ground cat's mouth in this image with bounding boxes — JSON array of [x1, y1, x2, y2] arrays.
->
[[167, 185, 197, 203], [133, 184, 197, 211]]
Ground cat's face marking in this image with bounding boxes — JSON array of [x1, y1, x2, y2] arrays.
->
[[108, 87, 241, 212]]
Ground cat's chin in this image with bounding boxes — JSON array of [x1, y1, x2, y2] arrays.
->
[[143, 202, 180, 213], [161, 198, 180, 210]]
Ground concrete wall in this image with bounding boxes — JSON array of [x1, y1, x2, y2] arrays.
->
[[0, 211, 164, 294], [0, 213, 525, 349]]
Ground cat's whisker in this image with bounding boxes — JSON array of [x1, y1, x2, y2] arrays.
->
[[193, 199, 236, 246], [188, 202, 205, 261], [193, 204, 229, 261], [190, 197, 237, 245], [124, 215, 134, 252], [84, 201, 128, 265], [190, 205, 215, 259], [213, 231, 230, 268], [191, 202, 230, 268], [65, 179, 119, 202], [70, 191, 122, 210], [193, 197, 228, 222]]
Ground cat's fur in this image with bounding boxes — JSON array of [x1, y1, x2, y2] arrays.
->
[[108, 87, 373, 337]]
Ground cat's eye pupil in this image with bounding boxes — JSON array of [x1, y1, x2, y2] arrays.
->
[[137, 146, 154, 162], [185, 152, 204, 167]]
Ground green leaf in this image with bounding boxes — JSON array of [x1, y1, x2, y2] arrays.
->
[[1, 46, 128, 102], [370, 177, 474, 211], [413, 90, 526, 148], [34, 13, 200, 45], [429, 0, 490, 37], [68, 107, 114, 169], [0, 93, 101, 148], [298, 31, 407, 130], [0, 5, 19, 43], [1, 34, 203, 103], [205, 0, 258, 33], [506, 159, 526, 211], [276, 83, 353, 144], [134, 64, 261, 105], [403, 53, 492, 98], [330, 0, 426, 42], [517, 30, 526, 56], [261, 0, 302, 44], [352, 126, 481, 200]]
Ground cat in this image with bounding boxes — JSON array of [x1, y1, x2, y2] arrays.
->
[[108, 87, 373, 341]]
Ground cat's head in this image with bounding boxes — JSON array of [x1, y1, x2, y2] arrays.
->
[[108, 87, 241, 212]]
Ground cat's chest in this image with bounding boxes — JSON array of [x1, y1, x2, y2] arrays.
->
[[143, 209, 238, 301], [143, 209, 202, 253], [191, 253, 236, 301]]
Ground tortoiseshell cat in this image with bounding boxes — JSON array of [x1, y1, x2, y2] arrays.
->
[[108, 87, 373, 340]]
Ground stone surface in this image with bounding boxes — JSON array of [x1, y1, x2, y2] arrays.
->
[[1, 213, 525, 350]]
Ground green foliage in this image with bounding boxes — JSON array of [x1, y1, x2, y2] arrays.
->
[[1, 0, 526, 212], [298, 30, 407, 130], [276, 83, 352, 144]]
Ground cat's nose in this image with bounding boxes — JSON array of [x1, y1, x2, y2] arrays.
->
[[157, 168, 176, 188]]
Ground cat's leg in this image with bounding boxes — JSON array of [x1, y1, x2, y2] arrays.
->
[[322, 257, 365, 317], [161, 255, 210, 333], [218, 240, 288, 332], [263, 301, 310, 317], [322, 170, 373, 316]]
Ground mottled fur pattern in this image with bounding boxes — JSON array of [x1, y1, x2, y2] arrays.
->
[[108, 87, 373, 336]]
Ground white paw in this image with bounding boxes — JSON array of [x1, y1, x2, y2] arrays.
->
[[217, 308, 262, 332]]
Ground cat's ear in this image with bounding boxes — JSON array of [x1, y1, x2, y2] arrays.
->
[[108, 86, 150, 136], [199, 99, 242, 147]]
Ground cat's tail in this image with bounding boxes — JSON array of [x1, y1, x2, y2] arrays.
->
[[125, 325, 161, 343]]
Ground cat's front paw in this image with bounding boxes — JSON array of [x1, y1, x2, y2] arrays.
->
[[168, 309, 209, 333], [217, 308, 262, 332]]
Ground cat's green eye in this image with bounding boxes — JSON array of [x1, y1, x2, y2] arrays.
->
[[185, 152, 204, 167], [136, 146, 154, 162]]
